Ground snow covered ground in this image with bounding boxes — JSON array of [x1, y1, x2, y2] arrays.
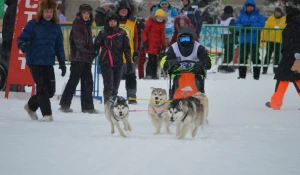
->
[[1, 66, 300, 175]]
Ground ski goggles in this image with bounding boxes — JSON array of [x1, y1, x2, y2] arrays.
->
[[160, 2, 168, 6], [179, 35, 191, 42]]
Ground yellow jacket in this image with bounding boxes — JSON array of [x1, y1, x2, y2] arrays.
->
[[263, 15, 286, 43]]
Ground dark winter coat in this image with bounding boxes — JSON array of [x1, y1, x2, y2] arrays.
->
[[2, 0, 17, 42], [94, 12, 131, 68], [275, 17, 300, 81], [69, 15, 95, 63], [181, 4, 202, 36], [234, 0, 265, 44], [17, 18, 66, 66], [170, 15, 199, 46], [142, 16, 166, 55], [95, 7, 110, 26]]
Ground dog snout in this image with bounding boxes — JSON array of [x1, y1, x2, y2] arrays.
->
[[119, 112, 123, 116], [170, 117, 174, 122], [155, 97, 159, 100]]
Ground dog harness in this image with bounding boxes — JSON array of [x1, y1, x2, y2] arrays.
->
[[153, 102, 166, 118]]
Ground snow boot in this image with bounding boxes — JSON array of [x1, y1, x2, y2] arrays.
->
[[265, 102, 271, 108], [24, 103, 38, 120], [59, 106, 73, 113], [103, 91, 112, 104], [39, 115, 53, 122], [238, 66, 247, 79]]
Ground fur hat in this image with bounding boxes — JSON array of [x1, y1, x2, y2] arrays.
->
[[79, 4, 93, 13], [224, 6, 233, 14], [99, 0, 111, 7], [36, 0, 59, 24]]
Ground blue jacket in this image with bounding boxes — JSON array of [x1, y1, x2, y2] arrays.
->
[[234, 0, 265, 44], [17, 18, 66, 66]]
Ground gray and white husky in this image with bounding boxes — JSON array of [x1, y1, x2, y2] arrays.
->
[[105, 96, 131, 138], [148, 88, 171, 134], [168, 94, 208, 140]]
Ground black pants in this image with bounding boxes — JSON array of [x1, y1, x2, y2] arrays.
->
[[146, 54, 158, 78], [125, 67, 137, 101], [238, 44, 261, 79], [101, 64, 123, 96], [28, 65, 55, 116], [60, 62, 94, 111], [170, 74, 205, 99], [263, 42, 281, 73], [223, 43, 234, 64]]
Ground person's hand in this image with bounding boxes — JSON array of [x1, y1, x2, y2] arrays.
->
[[58, 60, 66, 77], [142, 42, 148, 49], [194, 60, 205, 70], [19, 42, 30, 53]]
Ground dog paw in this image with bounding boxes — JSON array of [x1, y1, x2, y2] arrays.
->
[[124, 127, 128, 131], [120, 133, 127, 138], [166, 128, 171, 134], [111, 130, 115, 134], [153, 131, 160, 135]]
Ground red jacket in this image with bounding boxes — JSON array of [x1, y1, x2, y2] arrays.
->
[[142, 16, 166, 55], [169, 15, 199, 46]]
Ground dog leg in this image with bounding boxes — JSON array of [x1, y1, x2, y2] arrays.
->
[[178, 123, 190, 140], [114, 121, 126, 138], [127, 122, 132, 131], [151, 117, 161, 134], [123, 121, 128, 131], [163, 115, 171, 134], [176, 122, 181, 138], [108, 117, 115, 134], [192, 126, 199, 138]]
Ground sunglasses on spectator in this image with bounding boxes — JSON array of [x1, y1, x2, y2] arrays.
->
[[160, 2, 168, 6]]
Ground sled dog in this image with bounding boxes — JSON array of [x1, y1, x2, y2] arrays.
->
[[105, 96, 131, 138], [148, 88, 171, 134]]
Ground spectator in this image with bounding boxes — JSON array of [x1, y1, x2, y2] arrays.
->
[[266, 8, 300, 110], [59, 4, 98, 114], [94, 12, 132, 104], [18, 0, 66, 122], [262, 7, 286, 74], [234, 0, 265, 80], [180, 0, 202, 37], [116, 0, 139, 104], [151, 0, 178, 45], [219, 5, 236, 73], [95, 0, 111, 26], [170, 15, 198, 46], [57, 7, 66, 22], [142, 9, 167, 79]]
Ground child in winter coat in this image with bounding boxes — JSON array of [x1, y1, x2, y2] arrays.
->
[[142, 9, 167, 79], [94, 12, 132, 103], [266, 8, 300, 110]]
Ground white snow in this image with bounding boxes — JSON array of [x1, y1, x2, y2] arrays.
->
[[1, 66, 300, 175]]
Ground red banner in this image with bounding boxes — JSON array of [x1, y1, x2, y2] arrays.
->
[[5, 0, 41, 98]]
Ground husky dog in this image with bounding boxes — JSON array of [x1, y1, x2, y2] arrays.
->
[[168, 95, 208, 140], [105, 96, 131, 138], [148, 88, 171, 134]]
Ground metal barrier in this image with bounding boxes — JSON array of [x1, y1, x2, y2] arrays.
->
[[60, 26, 104, 102], [202, 25, 283, 69]]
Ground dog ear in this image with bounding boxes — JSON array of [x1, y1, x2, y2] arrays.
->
[[114, 97, 118, 106]]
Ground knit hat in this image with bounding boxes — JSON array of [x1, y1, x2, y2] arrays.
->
[[224, 6, 233, 14], [154, 9, 165, 17], [79, 4, 93, 13], [99, 0, 111, 7], [40, 0, 57, 10]]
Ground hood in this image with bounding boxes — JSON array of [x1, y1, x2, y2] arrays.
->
[[240, 0, 258, 14], [158, 0, 171, 9], [178, 26, 195, 38], [95, 7, 110, 14], [4, 0, 17, 6], [116, 0, 132, 20], [174, 15, 192, 31], [105, 12, 120, 27]]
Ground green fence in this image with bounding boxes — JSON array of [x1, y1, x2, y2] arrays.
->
[[0, 0, 4, 19], [202, 25, 284, 68]]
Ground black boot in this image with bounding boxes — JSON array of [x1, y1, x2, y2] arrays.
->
[[262, 67, 268, 74], [273, 67, 278, 74], [253, 67, 261, 80], [238, 66, 247, 79], [103, 91, 112, 104]]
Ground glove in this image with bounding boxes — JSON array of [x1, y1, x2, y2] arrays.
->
[[142, 42, 148, 50], [194, 60, 205, 70], [295, 53, 300, 59], [19, 42, 30, 53], [58, 60, 66, 77], [164, 59, 179, 72], [133, 51, 139, 63], [243, 24, 252, 33]]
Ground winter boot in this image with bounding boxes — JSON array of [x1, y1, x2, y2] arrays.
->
[[253, 67, 261, 80], [82, 109, 100, 114], [39, 115, 54, 122], [238, 66, 247, 79], [103, 91, 112, 104], [262, 67, 268, 74], [273, 67, 278, 74], [265, 102, 271, 108], [59, 106, 73, 113], [24, 103, 38, 120]]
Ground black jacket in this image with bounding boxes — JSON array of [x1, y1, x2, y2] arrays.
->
[[275, 17, 300, 81], [3, 0, 17, 42], [181, 5, 202, 36], [95, 7, 110, 26], [94, 12, 131, 67]]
